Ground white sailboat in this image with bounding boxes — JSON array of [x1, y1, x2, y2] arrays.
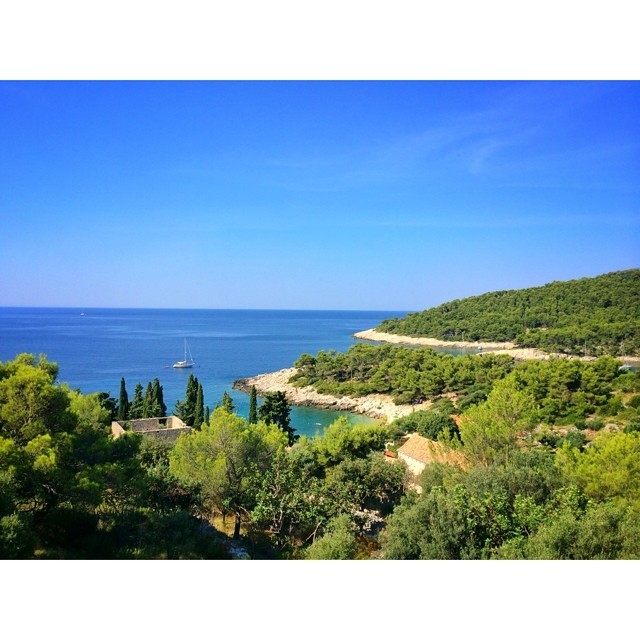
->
[[173, 338, 195, 368]]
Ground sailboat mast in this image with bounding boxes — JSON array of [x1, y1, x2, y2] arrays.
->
[[173, 338, 194, 368]]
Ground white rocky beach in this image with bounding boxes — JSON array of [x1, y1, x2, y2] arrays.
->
[[353, 328, 556, 360], [353, 328, 518, 351], [353, 328, 640, 365], [233, 367, 417, 423]]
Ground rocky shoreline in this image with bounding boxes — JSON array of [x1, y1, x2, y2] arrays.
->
[[232, 367, 417, 423], [232, 332, 639, 426]]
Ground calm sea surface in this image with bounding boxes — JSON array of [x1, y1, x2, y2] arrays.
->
[[0, 308, 410, 437]]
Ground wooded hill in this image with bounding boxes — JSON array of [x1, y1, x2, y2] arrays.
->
[[377, 269, 640, 356]]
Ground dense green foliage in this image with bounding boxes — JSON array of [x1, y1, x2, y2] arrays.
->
[[0, 354, 408, 559], [392, 410, 459, 441], [305, 514, 358, 559], [170, 407, 288, 539], [3, 347, 639, 560], [0, 354, 227, 559], [119, 377, 167, 420], [378, 361, 640, 559], [292, 342, 515, 404], [292, 343, 628, 427], [459, 376, 538, 466], [169, 412, 404, 553], [382, 443, 640, 559], [377, 270, 640, 355]]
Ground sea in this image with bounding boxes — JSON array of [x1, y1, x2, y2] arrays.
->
[[0, 307, 411, 438]]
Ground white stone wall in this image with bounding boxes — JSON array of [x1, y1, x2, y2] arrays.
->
[[398, 452, 426, 477]]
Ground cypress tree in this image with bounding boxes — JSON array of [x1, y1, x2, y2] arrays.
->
[[186, 374, 198, 420], [143, 381, 154, 418], [204, 405, 210, 425], [175, 374, 199, 425], [130, 383, 144, 419], [193, 382, 204, 429], [248, 385, 257, 424], [116, 377, 129, 421], [152, 378, 167, 417]]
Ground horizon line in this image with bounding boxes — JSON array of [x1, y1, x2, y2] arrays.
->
[[0, 305, 413, 313]]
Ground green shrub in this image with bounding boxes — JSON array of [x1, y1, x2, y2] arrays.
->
[[627, 394, 640, 409], [597, 396, 624, 417], [430, 397, 456, 415], [612, 372, 640, 392], [559, 430, 586, 451], [456, 383, 491, 411], [586, 417, 605, 431], [574, 418, 587, 430], [393, 410, 459, 441], [624, 416, 640, 434], [305, 514, 357, 560], [538, 431, 561, 449]]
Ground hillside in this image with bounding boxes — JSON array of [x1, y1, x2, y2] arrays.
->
[[377, 270, 640, 356]]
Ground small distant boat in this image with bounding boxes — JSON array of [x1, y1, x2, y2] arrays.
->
[[173, 339, 195, 368]]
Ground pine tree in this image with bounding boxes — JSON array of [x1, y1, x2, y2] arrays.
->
[[248, 385, 257, 424], [221, 391, 235, 413], [258, 391, 297, 446], [193, 382, 204, 429], [152, 378, 167, 417], [116, 377, 129, 421], [129, 383, 144, 419]]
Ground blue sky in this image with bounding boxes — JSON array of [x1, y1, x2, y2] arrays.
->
[[0, 81, 638, 310]]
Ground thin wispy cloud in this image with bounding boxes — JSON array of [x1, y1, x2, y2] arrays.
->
[[362, 211, 640, 230], [258, 96, 545, 189], [168, 83, 622, 194]]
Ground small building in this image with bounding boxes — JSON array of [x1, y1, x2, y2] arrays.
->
[[396, 433, 466, 477], [111, 416, 191, 442]]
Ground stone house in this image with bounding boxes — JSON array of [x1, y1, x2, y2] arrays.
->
[[111, 416, 191, 442], [396, 433, 466, 477]]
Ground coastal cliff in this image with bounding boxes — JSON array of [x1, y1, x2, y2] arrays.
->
[[233, 367, 417, 423]]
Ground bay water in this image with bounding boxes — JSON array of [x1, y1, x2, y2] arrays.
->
[[0, 308, 407, 437]]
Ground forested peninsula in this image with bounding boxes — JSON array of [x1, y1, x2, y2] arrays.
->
[[374, 270, 640, 357]]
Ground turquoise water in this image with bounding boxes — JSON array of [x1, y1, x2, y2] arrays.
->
[[0, 308, 405, 437]]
